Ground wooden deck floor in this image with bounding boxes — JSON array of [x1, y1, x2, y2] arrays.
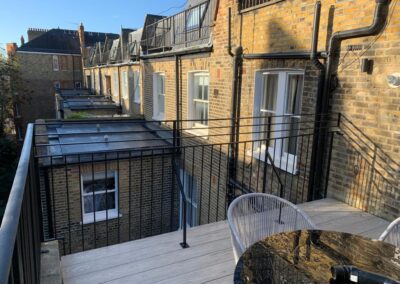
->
[[61, 198, 390, 284]]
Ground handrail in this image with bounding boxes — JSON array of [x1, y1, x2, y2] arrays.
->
[[0, 124, 34, 283]]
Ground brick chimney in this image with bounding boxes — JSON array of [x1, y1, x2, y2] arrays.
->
[[27, 28, 48, 41], [78, 23, 86, 59], [6, 43, 17, 57], [20, 35, 25, 46]]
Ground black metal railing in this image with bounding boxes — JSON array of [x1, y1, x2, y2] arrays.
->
[[2, 113, 399, 279], [32, 114, 338, 254], [142, 0, 214, 54], [239, 0, 282, 12], [328, 114, 400, 220], [0, 124, 42, 283]]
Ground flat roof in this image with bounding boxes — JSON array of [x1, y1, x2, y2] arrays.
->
[[36, 120, 173, 164]]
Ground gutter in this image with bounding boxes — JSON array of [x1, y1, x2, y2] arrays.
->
[[140, 46, 212, 60], [243, 51, 325, 60]]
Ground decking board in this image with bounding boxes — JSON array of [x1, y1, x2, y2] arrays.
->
[[61, 198, 390, 284]]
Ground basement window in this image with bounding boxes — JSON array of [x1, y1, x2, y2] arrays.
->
[[251, 70, 304, 174], [81, 171, 119, 224]]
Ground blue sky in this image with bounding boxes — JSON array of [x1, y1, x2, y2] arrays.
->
[[0, 0, 187, 50]]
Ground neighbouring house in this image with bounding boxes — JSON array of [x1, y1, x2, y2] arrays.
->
[[34, 118, 178, 254], [83, 25, 149, 118], [55, 88, 121, 119], [6, 26, 119, 138]]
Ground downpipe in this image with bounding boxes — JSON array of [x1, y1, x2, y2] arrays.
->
[[309, 0, 390, 200]]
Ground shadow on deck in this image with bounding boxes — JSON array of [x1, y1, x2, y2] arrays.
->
[[61, 198, 390, 284]]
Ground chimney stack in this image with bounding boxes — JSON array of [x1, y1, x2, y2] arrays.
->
[[20, 35, 25, 46], [6, 43, 17, 57], [78, 23, 86, 59]]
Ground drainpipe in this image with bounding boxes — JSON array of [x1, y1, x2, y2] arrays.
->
[[308, 1, 326, 201], [175, 55, 181, 145], [228, 46, 243, 201], [309, 0, 390, 200], [227, 8, 234, 57]]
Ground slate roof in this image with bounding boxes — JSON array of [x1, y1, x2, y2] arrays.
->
[[17, 28, 119, 54]]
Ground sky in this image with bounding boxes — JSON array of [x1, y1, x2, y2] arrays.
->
[[0, 0, 188, 50]]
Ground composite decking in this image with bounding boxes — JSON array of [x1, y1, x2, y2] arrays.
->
[[61, 198, 390, 284]]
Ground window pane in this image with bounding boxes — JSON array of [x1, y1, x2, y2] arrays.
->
[[158, 94, 165, 113], [283, 116, 300, 155], [84, 192, 116, 214], [261, 74, 278, 112], [83, 175, 115, 194], [194, 101, 208, 125], [286, 75, 303, 115], [260, 114, 276, 149]]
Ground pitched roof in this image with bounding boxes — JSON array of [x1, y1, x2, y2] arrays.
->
[[17, 28, 119, 54]]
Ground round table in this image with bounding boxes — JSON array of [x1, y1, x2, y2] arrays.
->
[[234, 230, 400, 283]]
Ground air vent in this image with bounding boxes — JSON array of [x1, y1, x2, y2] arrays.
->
[[346, 45, 363, 51]]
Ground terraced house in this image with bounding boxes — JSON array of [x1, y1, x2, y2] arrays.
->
[[1, 0, 399, 283]]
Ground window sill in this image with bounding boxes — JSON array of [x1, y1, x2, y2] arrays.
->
[[81, 212, 122, 225], [247, 149, 299, 175], [185, 127, 209, 139], [152, 115, 165, 121]]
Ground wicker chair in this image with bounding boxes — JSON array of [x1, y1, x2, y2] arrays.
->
[[379, 217, 400, 247], [227, 193, 316, 262]]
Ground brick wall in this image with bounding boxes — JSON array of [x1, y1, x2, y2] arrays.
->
[[16, 52, 83, 134], [41, 154, 178, 255]]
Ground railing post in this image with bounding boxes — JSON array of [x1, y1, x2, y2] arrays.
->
[[185, 9, 188, 47]]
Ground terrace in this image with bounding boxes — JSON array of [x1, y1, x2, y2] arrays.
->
[[0, 114, 398, 283]]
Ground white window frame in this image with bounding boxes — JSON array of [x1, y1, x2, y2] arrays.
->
[[251, 69, 304, 174], [187, 71, 209, 136], [152, 73, 166, 121], [52, 55, 59, 71], [122, 71, 128, 99], [179, 170, 199, 228], [113, 71, 119, 100], [133, 71, 141, 104], [81, 171, 119, 224]]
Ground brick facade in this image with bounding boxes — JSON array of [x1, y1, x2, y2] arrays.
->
[[16, 52, 82, 135], [40, 154, 178, 255]]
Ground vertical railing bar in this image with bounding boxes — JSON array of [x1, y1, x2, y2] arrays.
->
[[216, 144, 223, 222], [323, 132, 334, 198], [78, 154, 84, 251], [199, 145, 205, 225], [303, 136, 311, 202], [241, 142, 246, 188], [191, 146, 196, 226], [160, 148, 165, 233], [91, 153, 97, 249], [117, 152, 121, 244], [129, 150, 132, 240], [50, 157, 57, 239], [295, 136, 304, 204], [104, 152, 109, 246], [182, 147, 186, 227], [289, 134, 298, 202], [207, 146, 214, 224], [150, 149, 154, 234], [139, 150, 143, 238], [64, 156, 71, 254], [249, 141, 255, 191]]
